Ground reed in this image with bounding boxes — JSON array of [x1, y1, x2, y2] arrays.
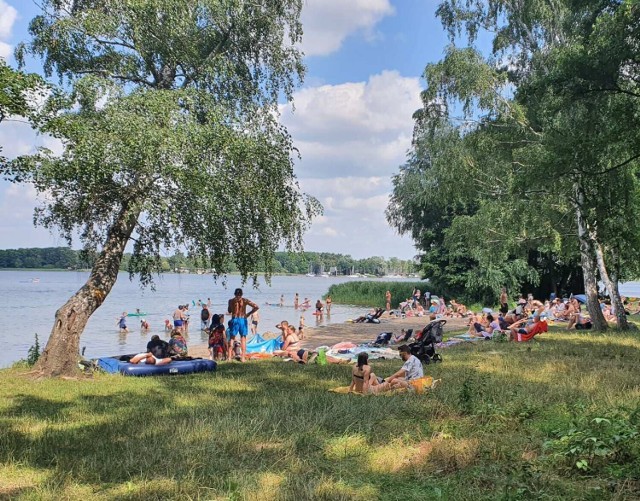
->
[[326, 281, 430, 307]]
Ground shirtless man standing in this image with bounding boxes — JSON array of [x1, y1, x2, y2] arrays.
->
[[227, 288, 259, 362]]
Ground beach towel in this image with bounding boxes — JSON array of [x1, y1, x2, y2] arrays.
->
[[329, 377, 438, 396]]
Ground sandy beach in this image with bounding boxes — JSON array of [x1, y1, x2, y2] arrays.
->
[[188, 312, 469, 358]]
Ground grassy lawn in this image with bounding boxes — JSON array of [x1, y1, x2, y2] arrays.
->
[[1, 328, 639, 500]]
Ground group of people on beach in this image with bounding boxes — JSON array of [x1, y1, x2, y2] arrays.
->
[[128, 288, 259, 364]]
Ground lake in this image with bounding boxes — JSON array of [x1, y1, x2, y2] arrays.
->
[[3, 271, 639, 368], [0, 270, 417, 368]]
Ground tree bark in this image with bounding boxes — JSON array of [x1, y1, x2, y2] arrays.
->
[[592, 242, 630, 330], [573, 183, 608, 331], [34, 208, 138, 377]]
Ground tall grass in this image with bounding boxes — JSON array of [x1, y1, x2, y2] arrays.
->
[[327, 281, 430, 307], [1, 327, 639, 499]]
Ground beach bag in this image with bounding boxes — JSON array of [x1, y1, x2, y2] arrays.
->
[[316, 348, 327, 366]]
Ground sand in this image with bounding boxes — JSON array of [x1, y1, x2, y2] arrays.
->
[[188, 312, 469, 358]]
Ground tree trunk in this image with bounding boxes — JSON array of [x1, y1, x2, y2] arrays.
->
[[592, 240, 629, 330], [573, 183, 608, 331], [34, 208, 138, 377]]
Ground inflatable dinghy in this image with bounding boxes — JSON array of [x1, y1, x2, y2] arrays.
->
[[97, 356, 216, 376]]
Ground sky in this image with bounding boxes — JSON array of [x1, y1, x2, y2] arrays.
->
[[0, 0, 451, 260]]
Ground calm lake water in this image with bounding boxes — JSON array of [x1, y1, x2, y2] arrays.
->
[[3, 271, 638, 368], [0, 270, 418, 368]]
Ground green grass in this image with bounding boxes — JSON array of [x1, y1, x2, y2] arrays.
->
[[1, 328, 640, 500]]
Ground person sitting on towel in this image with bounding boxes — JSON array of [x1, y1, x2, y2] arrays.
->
[[349, 352, 380, 394], [130, 335, 172, 365], [366, 345, 424, 394], [168, 329, 188, 357]]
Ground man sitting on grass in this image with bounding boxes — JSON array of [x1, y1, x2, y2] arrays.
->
[[368, 345, 424, 394]]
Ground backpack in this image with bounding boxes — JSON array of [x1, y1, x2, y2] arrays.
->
[[201, 308, 210, 321]]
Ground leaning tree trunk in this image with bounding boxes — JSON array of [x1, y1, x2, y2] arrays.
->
[[592, 240, 629, 330], [34, 208, 138, 377], [573, 183, 608, 331]]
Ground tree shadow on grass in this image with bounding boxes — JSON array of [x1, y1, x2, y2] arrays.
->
[[1, 333, 639, 499]]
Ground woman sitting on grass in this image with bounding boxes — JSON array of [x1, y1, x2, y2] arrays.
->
[[348, 352, 380, 394]]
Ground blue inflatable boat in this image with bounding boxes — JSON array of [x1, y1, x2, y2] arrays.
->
[[97, 356, 217, 376]]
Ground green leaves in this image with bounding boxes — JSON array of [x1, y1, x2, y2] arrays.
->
[[6, 0, 318, 285]]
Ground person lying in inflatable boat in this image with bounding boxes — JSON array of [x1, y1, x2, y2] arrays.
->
[[130, 335, 173, 365]]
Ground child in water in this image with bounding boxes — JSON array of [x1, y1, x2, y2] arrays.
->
[[117, 312, 129, 333]]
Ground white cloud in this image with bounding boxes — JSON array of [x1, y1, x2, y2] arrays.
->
[[279, 70, 422, 259], [300, 176, 416, 259], [0, 41, 10, 59], [0, 1, 17, 40], [281, 70, 421, 179], [300, 0, 394, 56], [0, 0, 17, 59]]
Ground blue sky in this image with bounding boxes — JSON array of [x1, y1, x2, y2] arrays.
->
[[0, 0, 452, 260]]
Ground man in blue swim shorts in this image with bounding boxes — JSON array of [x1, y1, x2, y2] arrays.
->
[[227, 288, 259, 362]]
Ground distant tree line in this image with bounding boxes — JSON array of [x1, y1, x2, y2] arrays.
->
[[0, 247, 417, 276], [0, 247, 94, 269]]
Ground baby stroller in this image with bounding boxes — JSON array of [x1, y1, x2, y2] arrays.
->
[[409, 319, 446, 364]]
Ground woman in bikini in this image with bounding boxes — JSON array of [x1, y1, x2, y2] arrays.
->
[[348, 352, 380, 394]]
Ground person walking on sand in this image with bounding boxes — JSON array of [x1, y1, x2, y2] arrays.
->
[[385, 290, 392, 311], [227, 288, 259, 362]]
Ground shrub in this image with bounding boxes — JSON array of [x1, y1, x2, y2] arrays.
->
[[543, 410, 640, 477], [26, 333, 41, 366]]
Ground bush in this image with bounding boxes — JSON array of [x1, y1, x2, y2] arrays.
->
[[26, 333, 41, 366], [543, 410, 640, 477]]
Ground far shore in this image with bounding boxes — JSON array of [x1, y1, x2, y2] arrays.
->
[[188, 312, 469, 359]]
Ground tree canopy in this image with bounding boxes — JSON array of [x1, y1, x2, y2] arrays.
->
[[1, 0, 322, 376], [389, 0, 640, 323]]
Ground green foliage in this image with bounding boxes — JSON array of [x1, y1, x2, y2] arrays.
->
[[389, 0, 640, 309], [0, 247, 80, 269], [0, 247, 417, 275], [326, 281, 428, 307], [5, 0, 319, 287], [26, 333, 41, 366], [544, 411, 640, 477], [0, 59, 45, 124]]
